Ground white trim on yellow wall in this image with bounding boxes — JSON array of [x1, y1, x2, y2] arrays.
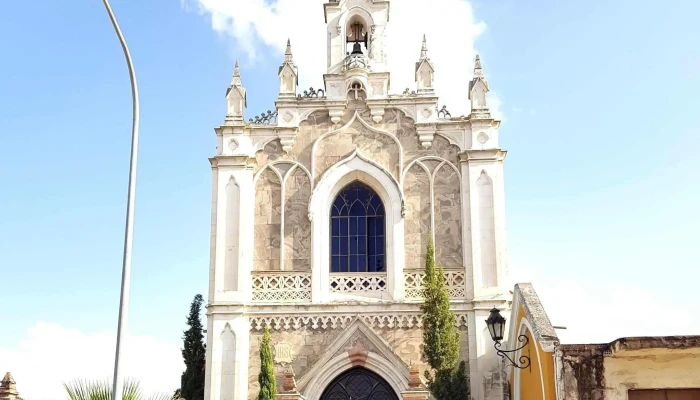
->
[[514, 318, 547, 400]]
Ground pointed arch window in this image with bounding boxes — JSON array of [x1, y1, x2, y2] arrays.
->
[[331, 182, 385, 273]]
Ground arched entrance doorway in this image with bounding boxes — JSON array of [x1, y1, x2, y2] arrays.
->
[[319, 367, 399, 400]]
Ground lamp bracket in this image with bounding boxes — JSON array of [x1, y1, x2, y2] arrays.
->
[[494, 334, 531, 371]]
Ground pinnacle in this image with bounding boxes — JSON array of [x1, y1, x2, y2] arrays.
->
[[230, 58, 242, 87], [284, 38, 293, 62], [474, 53, 483, 76], [420, 34, 428, 59]]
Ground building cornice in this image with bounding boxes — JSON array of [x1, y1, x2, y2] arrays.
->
[[459, 149, 507, 163], [209, 155, 255, 168]]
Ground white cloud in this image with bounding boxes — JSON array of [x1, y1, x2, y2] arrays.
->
[[0, 322, 182, 400], [187, 0, 502, 117]]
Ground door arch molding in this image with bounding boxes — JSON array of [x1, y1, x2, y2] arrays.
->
[[319, 367, 399, 400]]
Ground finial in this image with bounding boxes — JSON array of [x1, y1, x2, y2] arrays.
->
[[282, 366, 297, 392], [474, 53, 483, 77], [0, 372, 19, 397], [408, 363, 422, 389], [420, 34, 428, 60], [230, 59, 242, 86], [285, 38, 293, 62]]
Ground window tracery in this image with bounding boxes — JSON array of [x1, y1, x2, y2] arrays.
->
[[330, 182, 385, 273]]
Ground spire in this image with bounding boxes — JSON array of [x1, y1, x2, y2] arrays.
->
[[420, 34, 428, 60], [284, 38, 293, 62], [278, 39, 298, 98], [415, 34, 435, 94], [230, 58, 242, 86], [225, 58, 246, 124], [469, 53, 490, 118], [474, 53, 483, 77]]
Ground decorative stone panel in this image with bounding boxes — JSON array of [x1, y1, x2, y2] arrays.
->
[[433, 164, 463, 269], [329, 273, 388, 293], [404, 269, 466, 299], [314, 121, 400, 185], [358, 109, 459, 168], [290, 111, 333, 171], [284, 168, 311, 271], [403, 164, 431, 271], [250, 313, 468, 331], [254, 168, 282, 270], [255, 139, 283, 173], [251, 272, 312, 302]]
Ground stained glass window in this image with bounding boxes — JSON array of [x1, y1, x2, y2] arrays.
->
[[330, 181, 385, 273]]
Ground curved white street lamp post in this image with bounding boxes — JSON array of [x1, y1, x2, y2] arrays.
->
[[100, 1, 140, 399]]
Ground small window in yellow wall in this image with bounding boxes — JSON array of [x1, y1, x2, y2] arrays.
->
[[628, 389, 700, 400]]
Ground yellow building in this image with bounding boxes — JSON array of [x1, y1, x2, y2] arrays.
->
[[503, 283, 700, 400]]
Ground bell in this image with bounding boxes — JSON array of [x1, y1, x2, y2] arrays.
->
[[351, 42, 363, 55]]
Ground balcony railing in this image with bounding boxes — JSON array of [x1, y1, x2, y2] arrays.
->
[[404, 269, 466, 299], [330, 272, 387, 293], [249, 269, 466, 302], [251, 271, 311, 302]]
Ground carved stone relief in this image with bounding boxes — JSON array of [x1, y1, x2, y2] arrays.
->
[[433, 164, 463, 269], [314, 120, 400, 185], [284, 168, 312, 271], [228, 139, 239, 152], [403, 164, 431, 271], [254, 168, 282, 271], [292, 111, 333, 171], [255, 140, 283, 173], [359, 108, 460, 168]]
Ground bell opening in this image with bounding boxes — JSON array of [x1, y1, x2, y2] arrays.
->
[[346, 19, 369, 56]]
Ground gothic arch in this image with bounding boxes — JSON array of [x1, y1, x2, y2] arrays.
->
[[512, 318, 546, 400], [219, 324, 236, 400], [254, 160, 312, 185], [253, 162, 312, 271], [340, 6, 375, 55], [320, 368, 399, 400], [401, 156, 460, 186], [298, 319, 409, 400], [309, 150, 405, 301]]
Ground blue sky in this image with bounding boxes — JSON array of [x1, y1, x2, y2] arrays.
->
[[1, 0, 700, 398]]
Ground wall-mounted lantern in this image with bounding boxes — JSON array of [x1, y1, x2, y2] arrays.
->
[[485, 308, 531, 370]]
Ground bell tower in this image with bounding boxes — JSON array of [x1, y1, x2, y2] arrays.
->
[[322, 0, 391, 123], [324, 0, 390, 74]]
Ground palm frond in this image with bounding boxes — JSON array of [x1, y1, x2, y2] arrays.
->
[[63, 378, 170, 400]]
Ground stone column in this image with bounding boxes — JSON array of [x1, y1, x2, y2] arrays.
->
[[209, 155, 255, 305]]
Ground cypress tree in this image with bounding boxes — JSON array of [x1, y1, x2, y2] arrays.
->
[[257, 325, 277, 400], [420, 237, 470, 400], [181, 294, 206, 400], [421, 236, 459, 371]]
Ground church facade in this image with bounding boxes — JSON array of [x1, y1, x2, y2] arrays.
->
[[203, 1, 510, 399]]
